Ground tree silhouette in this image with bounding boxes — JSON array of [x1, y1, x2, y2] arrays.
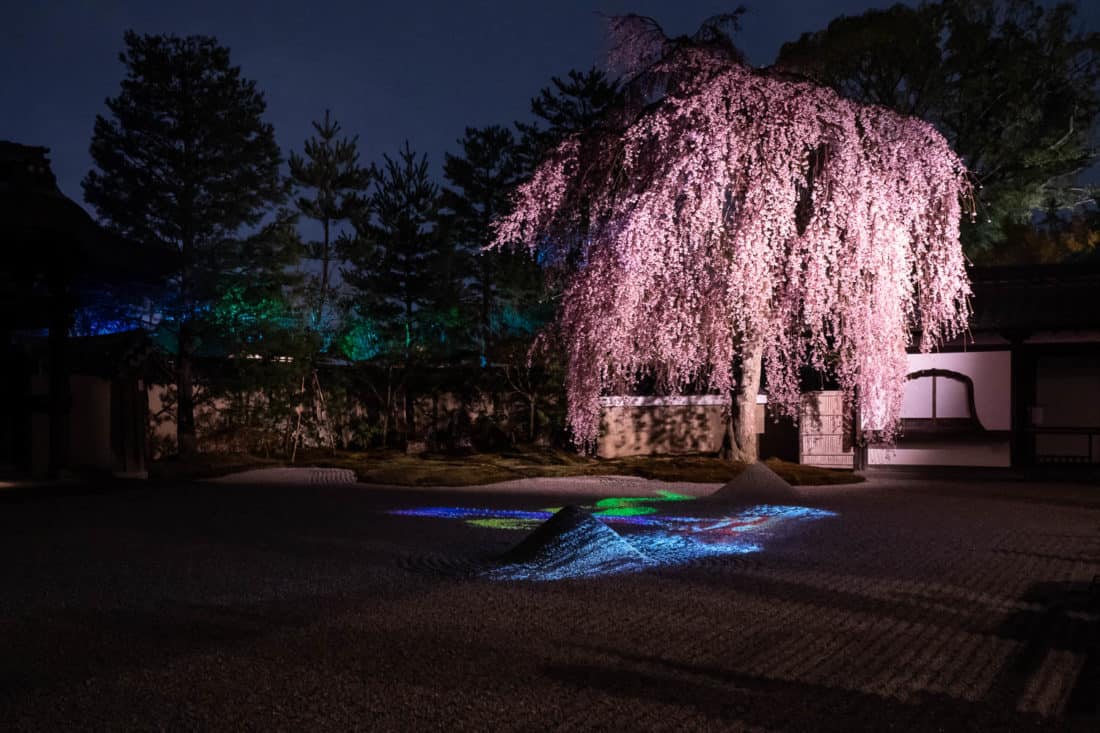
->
[[288, 110, 372, 333], [442, 125, 544, 363], [83, 31, 285, 457], [776, 0, 1100, 258], [343, 142, 440, 444]]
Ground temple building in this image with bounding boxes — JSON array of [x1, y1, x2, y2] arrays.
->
[[0, 141, 171, 479]]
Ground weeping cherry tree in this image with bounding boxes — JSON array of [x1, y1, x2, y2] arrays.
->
[[492, 15, 974, 461]]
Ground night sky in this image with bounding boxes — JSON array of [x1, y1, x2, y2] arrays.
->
[[5, 0, 1099, 214]]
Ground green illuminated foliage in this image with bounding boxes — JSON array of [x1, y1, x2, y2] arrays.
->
[[83, 31, 287, 455], [338, 319, 383, 362]]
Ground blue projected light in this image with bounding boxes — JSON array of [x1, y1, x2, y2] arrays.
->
[[391, 507, 552, 522], [390, 501, 837, 581]]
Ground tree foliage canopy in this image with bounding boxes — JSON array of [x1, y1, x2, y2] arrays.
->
[[83, 31, 287, 455], [494, 15, 973, 448], [343, 142, 441, 358], [442, 125, 547, 362], [84, 31, 285, 297], [776, 0, 1100, 257], [289, 110, 372, 332]]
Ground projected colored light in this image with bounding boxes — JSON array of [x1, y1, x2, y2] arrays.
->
[[392, 492, 697, 531], [592, 490, 693, 518], [390, 501, 837, 581], [468, 518, 542, 530], [390, 507, 551, 522]]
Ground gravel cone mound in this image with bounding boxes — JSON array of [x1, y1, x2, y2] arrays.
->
[[709, 462, 801, 504], [488, 505, 651, 581]]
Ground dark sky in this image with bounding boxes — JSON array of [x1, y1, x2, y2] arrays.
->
[[4, 0, 1099, 214]]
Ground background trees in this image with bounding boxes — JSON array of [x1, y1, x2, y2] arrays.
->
[[83, 31, 287, 456], [288, 111, 373, 336], [342, 142, 442, 444], [776, 0, 1100, 259], [515, 68, 624, 175], [442, 125, 532, 363], [81, 6, 1099, 460]]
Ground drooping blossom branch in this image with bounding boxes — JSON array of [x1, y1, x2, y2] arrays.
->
[[493, 27, 973, 449]]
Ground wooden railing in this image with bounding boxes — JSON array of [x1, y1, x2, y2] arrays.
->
[[1031, 426, 1100, 464]]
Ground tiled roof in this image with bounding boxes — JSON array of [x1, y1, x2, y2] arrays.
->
[[967, 264, 1100, 332]]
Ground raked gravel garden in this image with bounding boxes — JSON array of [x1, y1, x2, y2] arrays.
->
[[1, 467, 1098, 730]]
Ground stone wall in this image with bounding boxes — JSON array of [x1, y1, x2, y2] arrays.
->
[[597, 396, 762, 459]]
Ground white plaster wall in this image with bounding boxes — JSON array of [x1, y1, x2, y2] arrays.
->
[[901, 377, 933, 418], [902, 351, 1011, 430], [869, 441, 1011, 467], [29, 374, 115, 474]]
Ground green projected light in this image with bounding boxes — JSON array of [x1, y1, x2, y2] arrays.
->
[[468, 518, 537, 530], [592, 490, 693, 518]]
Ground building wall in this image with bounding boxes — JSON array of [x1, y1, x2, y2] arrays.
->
[[868, 442, 1011, 467], [1033, 354, 1100, 463], [31, 374, 114, 473], [800, 391, 854, 469], [67, 375, 113, 470], [902, 351, 1011, 430], [868, 350, 1012, 468]]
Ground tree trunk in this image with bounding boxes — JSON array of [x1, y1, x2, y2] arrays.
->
[[529, 395, 537, 443], [721, 339, 763, 463], [177, 321, 197, 457], [481, 255, 491, 363], [47, 275, 71, 479], [403, 386, 415, 447], [317, 217, 330, 329]]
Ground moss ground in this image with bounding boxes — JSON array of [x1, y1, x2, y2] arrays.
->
[[153, 447, 864, 487]]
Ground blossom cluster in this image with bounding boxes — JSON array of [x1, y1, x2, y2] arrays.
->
[[493, 49, 972, 448]]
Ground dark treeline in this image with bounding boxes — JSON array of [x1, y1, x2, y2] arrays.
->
[[81, 30, 623, 457], [78, 1, 1100, 458]]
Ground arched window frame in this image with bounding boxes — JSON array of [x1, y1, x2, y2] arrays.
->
[[902, 368, 986, 434]]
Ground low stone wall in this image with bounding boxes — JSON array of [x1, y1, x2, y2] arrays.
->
[[597, 396, 729, 459]]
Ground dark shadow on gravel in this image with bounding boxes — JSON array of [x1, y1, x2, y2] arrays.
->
[[990, 581, 1100, 721], [0, 602, 294, 698], [991, 548, 1100, 564], [543, 654, 1068, 732]]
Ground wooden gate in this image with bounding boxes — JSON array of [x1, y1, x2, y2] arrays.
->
[[799, 391, 854, 469]]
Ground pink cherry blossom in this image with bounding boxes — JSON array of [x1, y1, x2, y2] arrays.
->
[[493, 46, 972, 449]]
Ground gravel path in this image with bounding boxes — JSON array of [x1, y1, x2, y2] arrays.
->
[[0, 472, 1097, 730], [210, 467, 359, 486]]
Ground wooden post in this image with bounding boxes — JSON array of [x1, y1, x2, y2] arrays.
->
[[47, 284, 71, 479]]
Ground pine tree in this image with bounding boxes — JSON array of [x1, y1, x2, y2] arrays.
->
[[515, 67, 623, 175], [288, 110, 372, 335], [83, 31, 286, 456], [342, 142, 440, 443], [441, 125, 542, 363]]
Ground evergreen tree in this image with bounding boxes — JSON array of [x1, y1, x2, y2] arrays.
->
[[83, 31, 286, 456], [208, 209, 312, 455], [514, 68, 625, 278], [776, 0, 1100, 257], [515, 68, 623, 175], [342, 142, 440, 443], [442, 125, 542, 363], [288, 110, 372, 335]]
